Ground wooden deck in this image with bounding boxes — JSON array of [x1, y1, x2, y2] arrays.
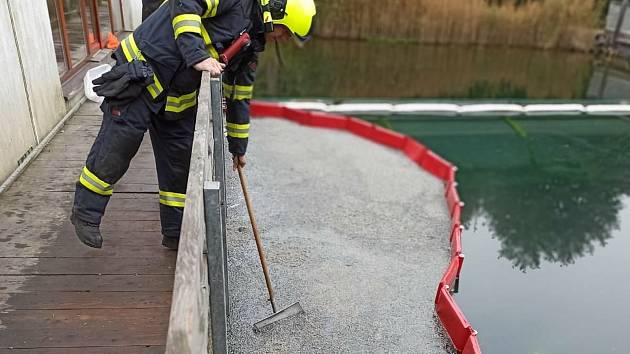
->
[[0, 101, 176, 353]]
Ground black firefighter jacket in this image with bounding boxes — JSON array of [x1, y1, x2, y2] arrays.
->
[[116, 0, 264, 155]]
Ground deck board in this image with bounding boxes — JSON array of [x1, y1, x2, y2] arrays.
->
[[0, 101, 175, 353]]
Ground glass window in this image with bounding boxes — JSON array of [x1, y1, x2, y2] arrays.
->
[[46, 0, 122, 79], [110, 0, 124, 32], [62, 0, 89, 67], [95, 0, 113, 45], [83, 0, 101, 54], [46, 0, 68, 75]]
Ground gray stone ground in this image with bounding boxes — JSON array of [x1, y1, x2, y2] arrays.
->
[[225, 118, 453, 354]]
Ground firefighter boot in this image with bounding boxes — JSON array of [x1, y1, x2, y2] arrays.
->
[[71, 213, 103, 248], [161, 236, 179, 250]]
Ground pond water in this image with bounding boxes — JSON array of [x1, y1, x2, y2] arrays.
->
[[257, 39, 630, 101], [362, 115, 630, 354], [256, 39, 630, 353]]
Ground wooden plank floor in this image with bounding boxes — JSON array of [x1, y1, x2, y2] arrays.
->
[[0, 101, 176, 353]]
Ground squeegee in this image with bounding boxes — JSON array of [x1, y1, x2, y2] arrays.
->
[[236, 165, 304, 332]]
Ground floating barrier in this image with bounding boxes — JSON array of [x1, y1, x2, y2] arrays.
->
[[446, 182, 464, 217], [585, 104, 630, 115], [523, 104, 585, 116], [463, 332, 482, 354], [277, 100, 630, 117], [435, 284, 475, 352], [403, 138, 429, 166], [451, 227, 463, 259], [326, 103, 394, 115], [283, 101, 328, 111], [394, 103, 460, 116], [306, 112, 349, 130], [458, 104, 524, 116], [347, 117, 377, 140], [250, 101, 482, 354]]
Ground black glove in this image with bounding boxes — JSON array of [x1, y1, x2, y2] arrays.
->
[[93, 60, 154, 99]]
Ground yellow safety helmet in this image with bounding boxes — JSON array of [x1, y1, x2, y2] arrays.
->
[[267, 0, 316, 42]]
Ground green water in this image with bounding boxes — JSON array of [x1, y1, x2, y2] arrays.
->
[[362, 115, 630, 354]]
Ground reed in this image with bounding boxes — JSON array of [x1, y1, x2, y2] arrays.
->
[[314, 0, 606, 51]]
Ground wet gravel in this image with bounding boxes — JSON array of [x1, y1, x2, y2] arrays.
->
[[225, 118, 453, 353]]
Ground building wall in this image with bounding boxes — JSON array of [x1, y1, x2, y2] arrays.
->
[[0, 0, 38, 184], [0, 0, 66, 185], [9, 0, 65, 141]]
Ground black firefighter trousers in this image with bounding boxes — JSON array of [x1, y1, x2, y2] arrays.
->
[[72, 96, 196, 240]]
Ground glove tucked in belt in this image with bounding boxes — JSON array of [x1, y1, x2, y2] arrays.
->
[[93, 60, 154, 101]]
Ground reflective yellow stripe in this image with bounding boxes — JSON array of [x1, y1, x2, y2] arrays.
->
[[79, 167, 113, 196], [82, 167, 110, 189], [127, 34, 145, 60], [223, 84, 253, 100], [233, 92, 253, 100], [203, 0, 219, 18], [200, 26, 219, 59], [159, 190, 186, 208], [201, 26, 211, 45], [160, 200, 185, 207], [227, 131, 249, 138], [208, 46, 219, 60], [226, 123, 250, 130], [147, 74, 164, 99], [159, 191, 186, 198], [222, 83, 233, 96], [160, 199, 186, 207], [121, 34, 144, 62], [226, 122, 249, 138], [166, 91, 198, 113], [173, 14, 202, 39], [120, 34, 163, 99], [173, 14, 202, 26], [80, 175, 113, 196], [121, 38, 133, 62], [234, 84, 253, 92], [174, 25, 202, 38]]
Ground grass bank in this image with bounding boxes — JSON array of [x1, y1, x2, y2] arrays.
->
[[314, 0, 609, 51]]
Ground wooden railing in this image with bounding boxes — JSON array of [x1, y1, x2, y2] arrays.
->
[[165, 73, 229, 354]]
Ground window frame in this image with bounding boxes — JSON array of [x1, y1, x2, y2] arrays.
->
[[50, 0, 123, 82]]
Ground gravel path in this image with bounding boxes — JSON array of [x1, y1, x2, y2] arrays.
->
[[225, 118, 453, 353]]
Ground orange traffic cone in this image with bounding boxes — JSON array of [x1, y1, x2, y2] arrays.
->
[[105, 32, 119, 50]]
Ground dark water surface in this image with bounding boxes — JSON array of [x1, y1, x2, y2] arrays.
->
[[362, 115, 630, 354], [257, 39, 630, 100]]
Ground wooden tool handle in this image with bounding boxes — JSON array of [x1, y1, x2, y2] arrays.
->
[[237, 165, 277, 313]]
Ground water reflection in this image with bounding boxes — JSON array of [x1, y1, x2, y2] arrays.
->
[[365, 115, 630, 353], [258, 39, 595, 99], [366, 116, 630, 271]]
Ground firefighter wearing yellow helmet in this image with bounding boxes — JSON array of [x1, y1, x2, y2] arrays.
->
[[71, 0, 317, 250], [262, 0, 317, 42]]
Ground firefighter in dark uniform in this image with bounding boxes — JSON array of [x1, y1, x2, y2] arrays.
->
[[70, 0, 316, 249]]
